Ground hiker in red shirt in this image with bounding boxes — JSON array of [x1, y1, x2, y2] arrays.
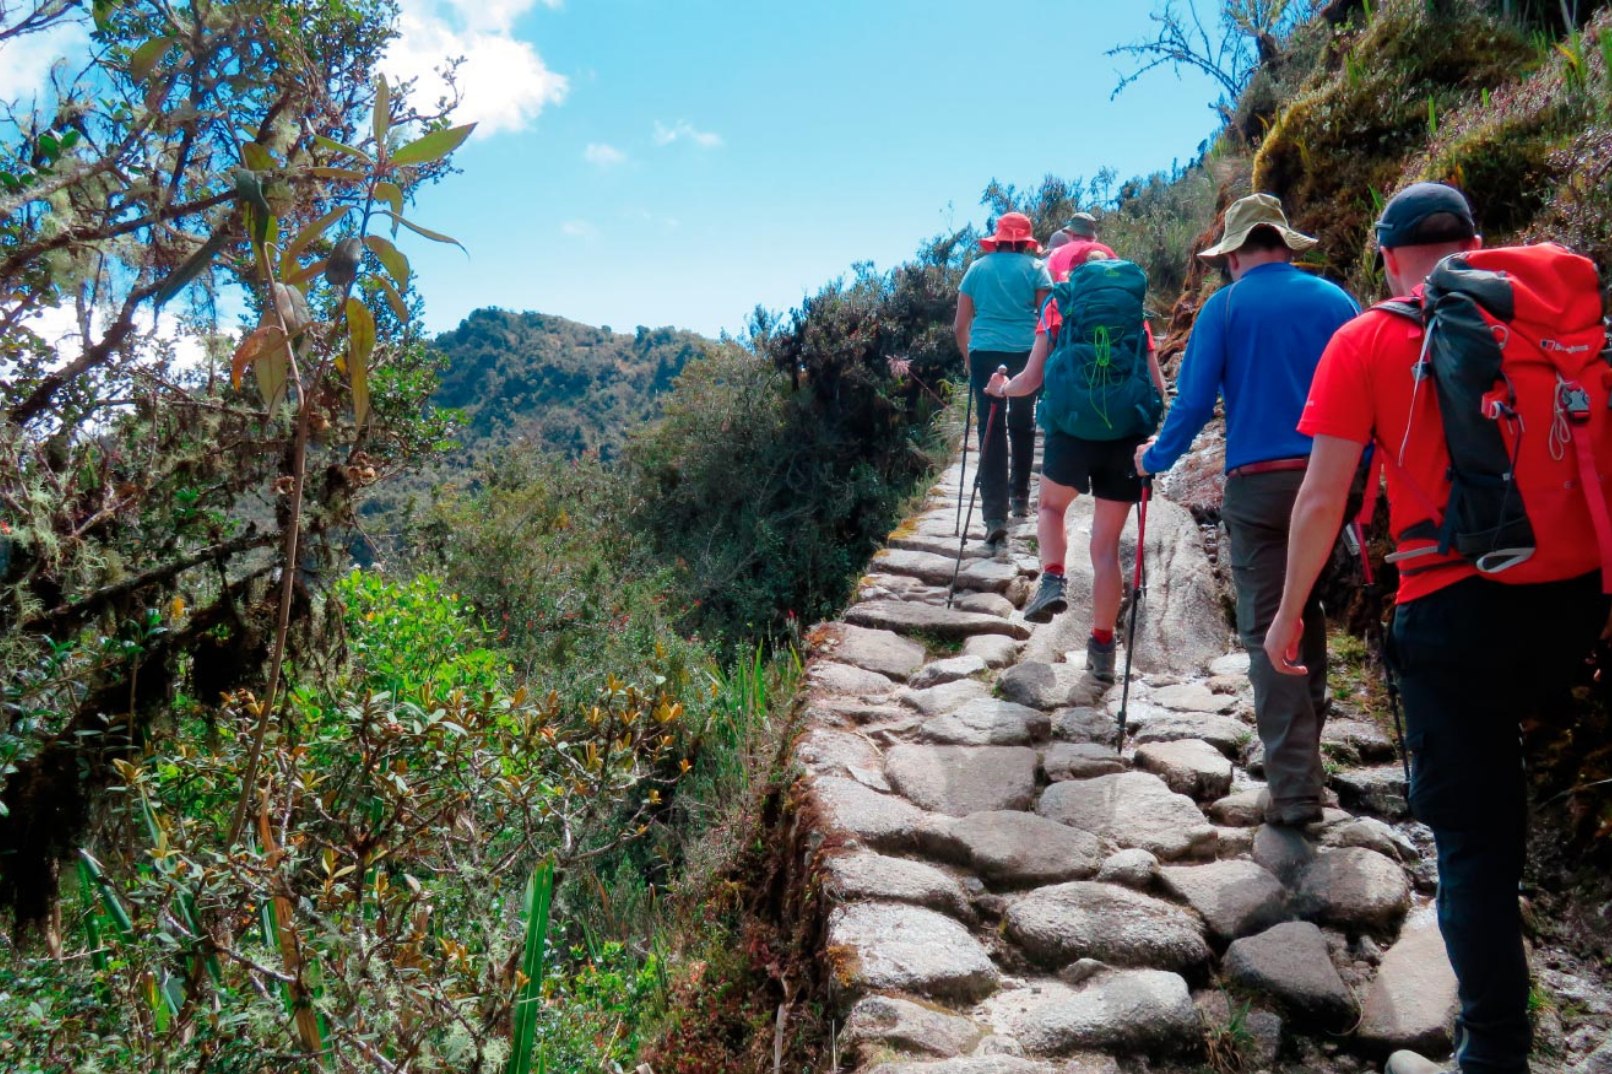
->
[[1265, 182, 1612, 1074], [1042, 212, 1117, 282]]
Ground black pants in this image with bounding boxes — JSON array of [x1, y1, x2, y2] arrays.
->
[[1390, 573, 1606, 1074], [969, 349, 1037, 527], [1222, 470, 1329, 811]]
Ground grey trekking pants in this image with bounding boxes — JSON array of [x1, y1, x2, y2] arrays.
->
[[1222, 469, 1329, 812]]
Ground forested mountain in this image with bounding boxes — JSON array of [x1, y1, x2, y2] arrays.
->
[[431, 307, 706, 463]]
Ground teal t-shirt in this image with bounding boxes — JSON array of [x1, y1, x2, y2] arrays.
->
[[959, 252, 1053, 353]]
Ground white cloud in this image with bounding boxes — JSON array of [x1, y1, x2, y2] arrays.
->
[[652, 120, 723, 149], [560, 219, 597, 240], [0, 22, 90, 105], [386, 0, 568, 137], [583, 142, 626, 167]]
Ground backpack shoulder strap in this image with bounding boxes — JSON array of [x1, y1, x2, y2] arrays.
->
[[1372, 297, 1423, 322]]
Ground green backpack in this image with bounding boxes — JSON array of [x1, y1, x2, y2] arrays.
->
[[1039, 258, 1162, 442]]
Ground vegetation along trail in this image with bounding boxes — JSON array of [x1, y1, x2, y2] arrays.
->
[[4, 1, 1612, 1073]]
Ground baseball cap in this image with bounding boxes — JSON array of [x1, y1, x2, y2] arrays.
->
[[1374, 182, 1477, 249]]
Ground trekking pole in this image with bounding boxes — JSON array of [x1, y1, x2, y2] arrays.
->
[[947, 368, 1006, 608], [1115, 477, 1152, 754], [955, 383, 974, 535]]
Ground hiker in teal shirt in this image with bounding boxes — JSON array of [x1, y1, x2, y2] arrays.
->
[[955, 211, 1052, 549]]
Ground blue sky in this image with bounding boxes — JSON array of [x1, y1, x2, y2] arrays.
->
[[393, 0, 1227, 339]]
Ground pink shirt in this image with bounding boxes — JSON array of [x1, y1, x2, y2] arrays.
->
[[1044, 239, 1117, 282]]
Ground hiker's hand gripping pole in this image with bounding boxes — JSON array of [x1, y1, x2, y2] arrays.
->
[[1115, 476, 1152, 754], [947, 367, 1008, 609]]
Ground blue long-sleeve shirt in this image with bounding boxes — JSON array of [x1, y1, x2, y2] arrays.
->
[[1142, 262, 1359, 475]]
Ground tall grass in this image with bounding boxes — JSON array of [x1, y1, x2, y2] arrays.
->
[[507, 860, 556, 1074]]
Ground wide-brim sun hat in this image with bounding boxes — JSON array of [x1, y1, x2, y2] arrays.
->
[[1198, 193, 1317, 259], [1066, 212, 1098, 238], [980, 211, 1041, 253]]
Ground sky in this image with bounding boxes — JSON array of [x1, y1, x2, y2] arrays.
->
[[385, 0, 1227, 338], [1, 0, 1228, 343]]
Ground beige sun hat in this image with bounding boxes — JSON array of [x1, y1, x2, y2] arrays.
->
[[1198, 193, 1317, 259]]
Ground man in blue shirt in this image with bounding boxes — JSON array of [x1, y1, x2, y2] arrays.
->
[[1135, 193, 1358, 827]]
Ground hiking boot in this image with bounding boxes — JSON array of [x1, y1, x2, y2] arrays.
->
[[1265, 799, 1325, 828], [1086, 634, 1117, 683], [1010, 495, 1030, 519], [982, 519, 1010, 556], [1384, 1050, 1455, 1074], [1022, 572, 1068, 623]]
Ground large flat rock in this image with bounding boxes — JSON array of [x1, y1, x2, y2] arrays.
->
[[998, 661, 1105, 710], [810, 776, 929, 851], [963, 633, 1021, 668], [795, 728, 889, 790], [1223, 921, 1356, 1028], [1132, 714, 1252, 758], [1330, 764, 1410, 818], [824, 850, 972, 921], [864, 1058, 1074, 1074], [910, 655, 990, 689], [919, 698, 1049, 746], [904, 678, 994, 716], [1321, 718, 1398, 765], [979, 970, 1199, 1055], [1149, 683, 1233, 713], [1133, 739, 1234, 801], [1158, 860, 1288, 943], [1042, 742, 1125, 781], [844, 994, 983, 1060], [923, 811, 1102, 888], [828, 624, 928, 681], [1037, 772, 1217, 861], [826, 902, 1000, 1002], [872, 547, 970, 586], [1020, 496, 1229, 675], [957, 557, 1022, 594], [1051, 706, 1119, 747], [1295, 847, 1411, 935], [848, 599, 1031, 641], [808, 661, 897, 700], [1357, 912, 1459, 1055], [887, 744, 1037, 817], [1004, 881, 1211, 971]]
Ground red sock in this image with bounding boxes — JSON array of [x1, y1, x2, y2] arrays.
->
[[1045, 564, 1064, 577], [1091, 628, 1115, 646]]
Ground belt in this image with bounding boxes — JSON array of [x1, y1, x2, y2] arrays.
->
[[1226, 457, 1308, 478]]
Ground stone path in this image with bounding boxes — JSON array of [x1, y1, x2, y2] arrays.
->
[[794, 458, 1464, 1073]]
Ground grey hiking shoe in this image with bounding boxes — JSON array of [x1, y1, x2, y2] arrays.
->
[[1022, 572, 1067, 623], [982, 519, 1010, 556], [1265, 799, 1325, 828], [1384, 1051, 1455, 1074], [1086, 634, 1117, 684], [1010, 495, 1030, 518]]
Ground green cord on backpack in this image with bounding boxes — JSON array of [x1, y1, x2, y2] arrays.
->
[[1040, 258, 1163, 443]]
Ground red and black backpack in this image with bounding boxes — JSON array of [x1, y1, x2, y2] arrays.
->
[[1365, 244, 1612, 592]]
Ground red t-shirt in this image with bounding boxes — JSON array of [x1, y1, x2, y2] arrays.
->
[[1037, 300, 1155, 349], [1045, 239, 1118, 283], [1298, 302, 1476, 603]]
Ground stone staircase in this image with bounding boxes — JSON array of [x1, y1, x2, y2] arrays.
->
[[792, 457, 1461, 1074]]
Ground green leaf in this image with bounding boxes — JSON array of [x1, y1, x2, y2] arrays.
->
[[129, 36, 176, 81], [307, 166, 365, 181], [153, 231, 229, 309], [374, 274, 410, 323], [506, 860, 555, 1074], [373, 75, 391, 151], [282, 206, 349, 270], [241, 142, 274, 171], [346, 297, 376, 428], [363, 235, 410, 290], [389, 123, 476, 167], [374, 181, 404, 217], [313, 134, 373, 165], [380, 211, 467, 254], [37, 134, 60, 162], [92, 0, 120, 33]]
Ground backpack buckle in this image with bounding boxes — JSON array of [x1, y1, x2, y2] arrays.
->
[[1559, 379, 1592, 423]]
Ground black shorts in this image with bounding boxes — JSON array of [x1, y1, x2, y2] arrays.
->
[[1042, 431, 1145, 503]]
